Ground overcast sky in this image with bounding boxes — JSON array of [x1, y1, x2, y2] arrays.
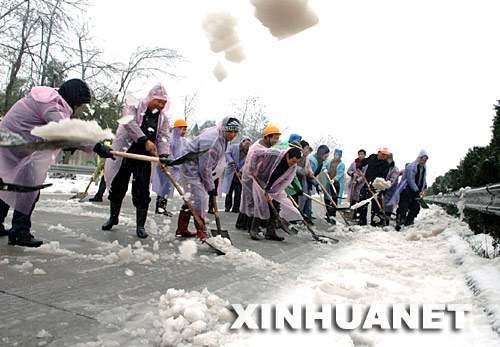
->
[[87, 0, 500, 185]]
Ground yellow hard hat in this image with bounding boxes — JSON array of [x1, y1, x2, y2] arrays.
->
[[173, 119, 188, 128], [263, 125, 281, 137]]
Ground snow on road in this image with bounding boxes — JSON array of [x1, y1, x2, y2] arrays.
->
[[17, 176, 500, 346]]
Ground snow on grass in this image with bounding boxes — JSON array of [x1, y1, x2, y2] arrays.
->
[[156, 288, 234, 346]]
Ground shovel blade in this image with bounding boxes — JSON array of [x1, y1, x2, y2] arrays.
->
[[70, 192, 88, 200], [160, 149, 209, 166]]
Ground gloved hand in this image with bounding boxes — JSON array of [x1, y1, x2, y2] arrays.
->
[[230, 162, 236, 168], [296, 190, 304, 196], [208, 188, 218, 197], [93, 142, 115, 160]]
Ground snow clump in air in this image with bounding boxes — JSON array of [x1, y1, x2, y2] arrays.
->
[[156, 288, 233, 346], [31, 119, 114, 143], [202, 11, 245, 63], [372, 177, 392, 192], [250, 0, 319, 40]]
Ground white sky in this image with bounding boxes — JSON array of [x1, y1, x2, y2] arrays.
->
[[87, 0, 500, 185]]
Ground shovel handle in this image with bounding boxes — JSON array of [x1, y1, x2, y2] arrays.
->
[[356, 169, 384, 210], [211, 195, 223, 232], [253, 176, 279, 216], [231, 166, 243, 185], [312, 175, 350, 226], [164, 170, 208, 234], [109, 151, 160, 163]]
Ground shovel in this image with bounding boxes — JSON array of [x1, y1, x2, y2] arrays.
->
[[303, 193, 351, 212], [109, 149, 208, 166], [356, 169, 390, 222], [164, 170, 225, 255], [253, 176, 298, 235], [289, 196, 339, 244], [70, 176, 95, 201], [209, 195, 232, 242], [416, 197, 430, 209], [0, 178, 52, 193], [231, 165, 243, 185], [312, 176, 350, 226]]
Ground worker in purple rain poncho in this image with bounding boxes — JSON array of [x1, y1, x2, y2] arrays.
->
[[383, 153, 401, 222], [247, 147, 303, 241], [0, 79, 114, 247], [175, 116, 240, 241], [390, 149, 428, 231], [235, 125, 282, 231], [222, 136, 251, 213], [152, 119, 188, 217], [102, 83, 171, 239], [346, 149, 367, 220]]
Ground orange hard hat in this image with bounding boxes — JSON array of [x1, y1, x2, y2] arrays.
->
[[378, 147, 390, 155], [173, 119, 188, 128], [263, 125, 281, 137]]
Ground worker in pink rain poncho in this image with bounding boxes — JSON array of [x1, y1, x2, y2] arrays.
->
[[152, 119, 188, 217], [0, 79, 114, 247], [102, 83, 171, 239], [246, 147, 303, 241], [235, 125, 282, 231], [175, 116, 240, 241]]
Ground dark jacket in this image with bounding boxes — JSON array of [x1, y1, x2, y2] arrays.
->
[[357, 153, 390, 184]]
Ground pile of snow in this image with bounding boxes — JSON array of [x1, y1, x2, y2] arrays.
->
[[31, 119, 114, 143], [107, 243, 159, 265], [34, 268, 46, 275], [178, 240, 198, 261], [156, 288, 233, 346], [250, 0, 319, 40], [12, 261, 33, 273], [372, 177, 391, 192], [209, 236, 283, 273]]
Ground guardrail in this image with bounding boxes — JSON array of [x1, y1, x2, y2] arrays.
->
[[424, 183, 500, 216], [49, 164, 96, 175]]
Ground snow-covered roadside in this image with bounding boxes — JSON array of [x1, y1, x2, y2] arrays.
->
[[225, 205, 500, 347]]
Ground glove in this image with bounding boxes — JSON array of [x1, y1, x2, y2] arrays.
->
[[208, 188, 218, 197], [230, 162, 236, 168], [296, 190, 304, 196], [93, 142, 115, 160]]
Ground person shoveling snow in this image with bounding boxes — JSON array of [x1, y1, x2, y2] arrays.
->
[[0, 79, 114, 247]]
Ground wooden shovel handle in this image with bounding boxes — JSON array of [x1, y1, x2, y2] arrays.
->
[[109, 150, 160, 163], [356, 168, 384, 210], [312, 175, 350, 226], [164, 170, 207, 234], [231, 165, 243, 185]]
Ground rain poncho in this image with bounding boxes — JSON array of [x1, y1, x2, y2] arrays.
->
[[274, 140, 303, 196], [105, 83, 170, 188], [383, 162, 400, 211], [0, 86, 78, 214], [180, 116, 233, 218], [323, 157, 345, 205], [388, 149, 428, 206], [241, 147, 302, 221], [152, 126, 185, 198], [347, 160, 366, 202], [222, 136, 250, 194]]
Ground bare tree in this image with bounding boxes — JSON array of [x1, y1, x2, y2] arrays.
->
[[182, 91, 198, 122], [312, 134, 341, 154], [232, 96, 270, 142], [116, 46, 183, 103]]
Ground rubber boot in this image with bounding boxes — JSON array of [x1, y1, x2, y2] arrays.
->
[[136, 208, 148, 239], [235, 212, 248, 230], [8, 233, 43, 247], [194, 217, 207, 242], [175, 207, 196, 237], [395, 213, 404, 231], [249, 217, 262, 240], [102, 202, 121, 230], [155, 196, 164, 214], [265, 217, 284, 241]]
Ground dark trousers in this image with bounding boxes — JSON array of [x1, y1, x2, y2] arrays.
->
[[224, 179, 242, 211], [397, 187, 421, 225], [0, 193, 40, 236], [108, 159, 152, 210], [94, 176, 106, 199], [357, 186, 383, 225]]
